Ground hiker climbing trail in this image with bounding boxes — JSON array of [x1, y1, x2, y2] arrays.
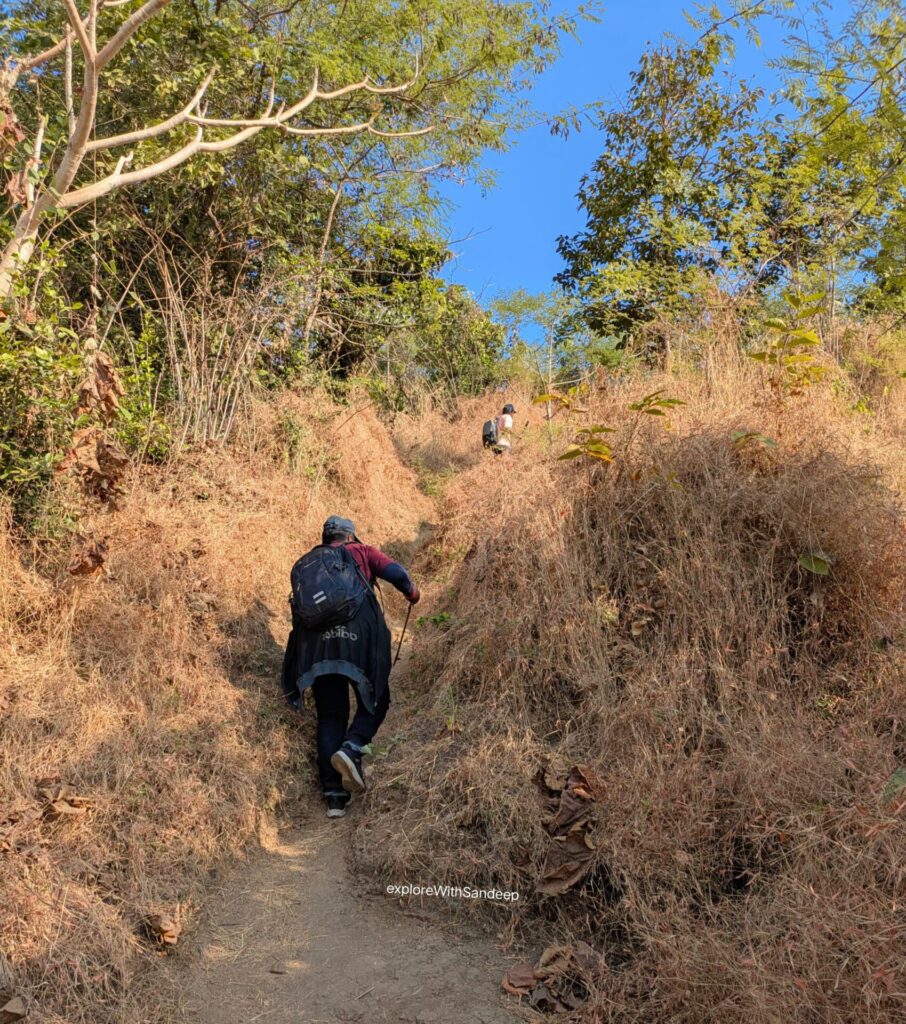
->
[[178, 521, 518, 1024], [180, 821, 516, 1024]]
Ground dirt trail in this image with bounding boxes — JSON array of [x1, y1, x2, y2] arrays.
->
[[179, 816, 518, 1024], [170, 484, 522, 1023], [177, 595, 520, 1024]]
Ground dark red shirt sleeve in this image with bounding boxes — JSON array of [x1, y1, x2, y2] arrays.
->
[[360, 544, 394, 580], [345, 543, 413, 596]]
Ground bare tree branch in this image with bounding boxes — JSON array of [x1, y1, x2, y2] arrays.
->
[[29, 116, 48, 205], [14, 36, 69, 75], [86, 68, 217, 151], [0, 0, 429, 298], [62, 0, 96, 62], [64, 34, 76, 135]]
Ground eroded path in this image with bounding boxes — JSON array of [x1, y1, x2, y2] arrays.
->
[[179, 818, 517, 1024]]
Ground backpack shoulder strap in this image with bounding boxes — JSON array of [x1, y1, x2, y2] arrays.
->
[[340, 542, 374, 592]]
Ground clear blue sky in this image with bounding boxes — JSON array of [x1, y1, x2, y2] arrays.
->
[[440, 1, 844, 302]]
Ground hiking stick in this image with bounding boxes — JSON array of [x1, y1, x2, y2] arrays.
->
[[394, 603, 412, 666]]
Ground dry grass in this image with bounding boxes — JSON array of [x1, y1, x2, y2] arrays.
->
[[0, 389, 432, 1023], [2, 355, 904, 1023], [356, 367, 906, 1023]]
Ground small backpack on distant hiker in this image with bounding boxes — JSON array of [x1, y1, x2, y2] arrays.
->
[[483, 403, 516, 451], [482, 418, 499, 448], [289, 544, 366, 629]]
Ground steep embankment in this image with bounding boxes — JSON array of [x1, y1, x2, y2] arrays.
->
[[0, 391, 433, 1024], [3, 375, 904, 1024], [357, 375, 906, 1023]]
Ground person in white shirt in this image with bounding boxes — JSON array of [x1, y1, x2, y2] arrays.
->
[[494, 403, 516, 454]]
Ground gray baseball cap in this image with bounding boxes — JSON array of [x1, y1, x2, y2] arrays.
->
[[322, 515, 357, 539]]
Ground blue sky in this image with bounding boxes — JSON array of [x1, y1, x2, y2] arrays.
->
[[440, 1, 843, 302]]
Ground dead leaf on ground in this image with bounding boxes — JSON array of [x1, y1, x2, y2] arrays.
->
[[536, 765, 600, 897], [146, 912, 181, 946], [501, 962, 536, 995], [536, 824, 596, 896], [502, 942, 603, 1013], [38, 783, 91, 820], [546, 777, 596, 834], [535, 944, 573, 978], [529, 983, 566, 1012], [67, 536, 109, 576]]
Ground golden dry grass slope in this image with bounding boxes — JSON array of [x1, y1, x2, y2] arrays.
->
[[356, 368, 906, 1024], [0, 391, 433, 1024], [1, 367, 904, 1024]]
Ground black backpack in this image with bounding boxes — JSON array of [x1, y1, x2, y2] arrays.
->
[[482, 418, 498, 448], [289, 544, 367, 629]]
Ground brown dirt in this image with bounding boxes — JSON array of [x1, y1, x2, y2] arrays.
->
[[178, 819, 519, 1024]]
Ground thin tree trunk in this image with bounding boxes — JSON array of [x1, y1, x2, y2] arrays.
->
[[545, 326, 554, 447], [302, 179, 346, 348]]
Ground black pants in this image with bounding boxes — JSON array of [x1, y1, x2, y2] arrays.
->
[[312, 673, 390, 798]]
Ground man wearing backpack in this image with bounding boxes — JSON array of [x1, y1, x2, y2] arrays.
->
[[482, 403, 516, 454], [281, 515, 420, 818]]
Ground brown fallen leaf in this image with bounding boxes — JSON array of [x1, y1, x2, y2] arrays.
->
[[528, 983, 566, 1012], [501, 962, 536, 995], [546, 786, 593, 834], [560, 989, 587, 1010], [147, 912, 181, 946], [502, 944, 598, 1013], [534, 944, 573, 978], [537, 766, 600, 897], [39, 784, 91, 820], [569, 941, 605, 983], [537, 828, 595, 892], [67, 536, 109, 576]]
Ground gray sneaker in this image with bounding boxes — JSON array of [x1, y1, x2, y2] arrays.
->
[[326, 795, 348, 818], [330, 745, 366, 793]]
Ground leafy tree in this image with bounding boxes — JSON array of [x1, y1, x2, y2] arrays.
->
[[556, 34, 764, 343], [781, 0, 906, 321], [0, 0, 578, 521], [1, 0, 581, 293], [316, 228, 504, 406], [697, 0, 906, 330]]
